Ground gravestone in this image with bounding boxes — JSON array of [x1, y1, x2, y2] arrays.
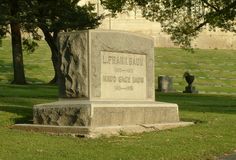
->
[[16, 30, 192, 137], [157, 76, 174, 93], [183, 72, 198, 93]]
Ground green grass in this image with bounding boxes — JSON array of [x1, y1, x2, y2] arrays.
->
[[155, 48, 236, 94], [0, 38, 236, 94], [0, 38, 53, 83], [0, 38, 236, 159], [0, 84, 236, 160]]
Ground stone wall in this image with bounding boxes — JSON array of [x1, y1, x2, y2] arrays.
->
[[100, 17, 236, 49], [82, 0, 236, 49]]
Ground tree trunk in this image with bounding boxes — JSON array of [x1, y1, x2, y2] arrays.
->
[[40, 25, 59, 84], [48, 46, 59, 84], [9, 0, 26, 84]]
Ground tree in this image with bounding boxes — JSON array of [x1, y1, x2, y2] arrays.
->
[[0, 0, 100, 85], [0, 0, 27, 84], [24, 0, 101, 84], [101, 0, 236, 48]]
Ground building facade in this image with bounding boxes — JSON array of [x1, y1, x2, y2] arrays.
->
[[83, 0, 236, 49]]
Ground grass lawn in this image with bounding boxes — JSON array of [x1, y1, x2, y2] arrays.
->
[[155, 48, 236, 94], [0, 38, 53, 83], [1, 38, 236, 94], [0, 84, 236, 160], [0, 38, 236, 159]]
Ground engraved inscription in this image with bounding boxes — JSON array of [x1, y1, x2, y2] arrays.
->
[[101, 51, 146, 100]]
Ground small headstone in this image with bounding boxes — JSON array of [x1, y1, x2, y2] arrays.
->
[[157, 76, 174, 93]]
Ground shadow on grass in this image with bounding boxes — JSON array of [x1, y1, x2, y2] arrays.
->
[[156, 92, 236, 115], [0, 85, 236, 125], [0, 84, 57, 124], [0, 84, 58, 98], [0, 105, 33, 124], [180, 118, 207, 124]]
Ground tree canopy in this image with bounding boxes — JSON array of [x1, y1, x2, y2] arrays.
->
[[101, 0, 236, 48], [23, 0, 101, 84], [0, 0, 101, 84]]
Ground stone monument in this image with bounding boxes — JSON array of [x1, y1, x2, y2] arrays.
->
[[157, 76, 175, 93], [183, 72, 198, 93], [14, 30, 192, 137]]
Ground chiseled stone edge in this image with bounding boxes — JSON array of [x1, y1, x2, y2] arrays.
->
[[11, 122, 194, 138], [57, 31, 89, 98], [33, 104, 92, 126], [33, 101, 179, 126]]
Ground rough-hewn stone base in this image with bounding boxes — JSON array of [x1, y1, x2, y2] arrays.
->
[[10, 100, 194, 137], [12, 122, 193, 138], [33, 100, 180, 127]]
